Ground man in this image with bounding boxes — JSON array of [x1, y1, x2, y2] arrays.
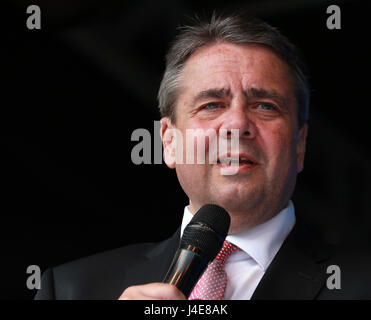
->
[[35, 13, 371, 300]]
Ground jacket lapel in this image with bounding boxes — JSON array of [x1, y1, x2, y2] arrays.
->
[[118, 221, 331, 299], [120, 228, 181, 290], [251, 221, 330, 300]]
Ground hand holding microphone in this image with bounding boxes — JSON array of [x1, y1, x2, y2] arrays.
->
[[119, 204, 230, 300]]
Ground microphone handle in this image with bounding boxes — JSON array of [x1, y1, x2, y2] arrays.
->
[[163, 248, 210, 297]]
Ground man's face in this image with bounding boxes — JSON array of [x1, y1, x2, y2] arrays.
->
[[161, 43, 307, 232]]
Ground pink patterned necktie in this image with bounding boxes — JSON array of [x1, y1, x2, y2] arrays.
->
[[188, 240, 240, 300]]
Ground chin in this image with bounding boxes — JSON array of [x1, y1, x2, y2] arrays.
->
[[211, 186, 263, 213]]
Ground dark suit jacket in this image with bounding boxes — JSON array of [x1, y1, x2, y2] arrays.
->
[[34, 221, 371, 300]]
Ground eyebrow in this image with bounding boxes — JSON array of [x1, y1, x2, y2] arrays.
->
[[191, 88, 232, 105], [191, 87, 288, 108], [244, 87, 288, 107]]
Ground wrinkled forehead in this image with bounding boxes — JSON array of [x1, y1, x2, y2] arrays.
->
[[179, 42, 296, 100]]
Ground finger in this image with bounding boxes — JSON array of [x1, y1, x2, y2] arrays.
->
[[118, 283, 186, 300]]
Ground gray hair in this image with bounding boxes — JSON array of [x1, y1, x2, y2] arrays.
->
[[157, 13, 310, 128]]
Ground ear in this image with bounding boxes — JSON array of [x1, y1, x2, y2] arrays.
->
[[296, 123, 308, 173], [160, 117, 177, 169]]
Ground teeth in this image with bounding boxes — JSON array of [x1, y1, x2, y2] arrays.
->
[[240, 157, 254, 164], [218, 158, 238, 165], [217, 156, 255, 165]]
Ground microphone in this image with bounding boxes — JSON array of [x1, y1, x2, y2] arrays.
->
[[163, 204, 230, 297]]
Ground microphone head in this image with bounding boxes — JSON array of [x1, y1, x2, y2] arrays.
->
[[181, 204, 231, 260]]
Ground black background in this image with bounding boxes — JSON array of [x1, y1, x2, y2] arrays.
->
[[2, 0, 370, 299]]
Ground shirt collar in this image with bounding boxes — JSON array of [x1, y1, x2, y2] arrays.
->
[[180, 201, 296, 271]]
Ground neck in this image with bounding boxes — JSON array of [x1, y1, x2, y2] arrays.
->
[[189, 200, 288, 234]]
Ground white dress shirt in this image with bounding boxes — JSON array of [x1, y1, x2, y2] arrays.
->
[[180, 201, 296, 300]]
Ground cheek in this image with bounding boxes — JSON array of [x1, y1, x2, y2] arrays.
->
[[175, 161, 211, 201], [259, 123, 296, 170], [181, 120, 219, 159]]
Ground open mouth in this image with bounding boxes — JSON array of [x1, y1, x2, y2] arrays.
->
[[216, 154, 257, 166]]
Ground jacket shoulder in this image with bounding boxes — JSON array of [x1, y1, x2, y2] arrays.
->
[[317, 246, 371, 299], [35, 241, 164, 300]]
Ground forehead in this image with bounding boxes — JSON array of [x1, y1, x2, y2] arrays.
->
[[179, 42, 295, 98]]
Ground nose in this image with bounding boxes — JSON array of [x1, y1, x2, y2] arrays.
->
[[219, 98, 256, 139]]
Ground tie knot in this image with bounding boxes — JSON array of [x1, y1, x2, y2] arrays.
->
[[215, 240, 240, 264]]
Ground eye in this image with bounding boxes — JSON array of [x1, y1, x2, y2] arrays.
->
[[257, 103, 277, 111], [201, 102, 223, 110]]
